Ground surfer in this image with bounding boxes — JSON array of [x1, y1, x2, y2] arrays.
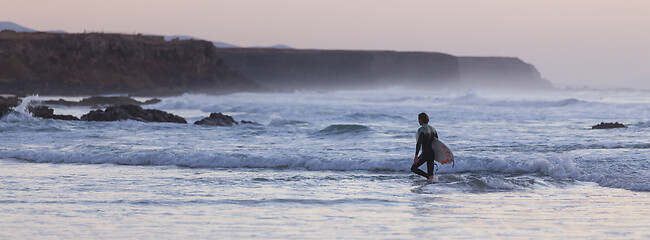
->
[[412, 112, 438, 180]]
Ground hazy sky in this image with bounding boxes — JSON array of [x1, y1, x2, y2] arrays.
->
[[3, 0, 650, 89]]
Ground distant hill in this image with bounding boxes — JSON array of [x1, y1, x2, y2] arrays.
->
[[1, 22, 289, 49], [252, 44, 292, 49], [163, 35, 291, 49], [271, 44, 292, 49], [46, 30, 68, 34], [0, 21, 67, 33], [0, 21, 35, 32], [163, 35, 239, 48]]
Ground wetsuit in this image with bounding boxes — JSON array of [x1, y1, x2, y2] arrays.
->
[[411, 124, 438, 178]]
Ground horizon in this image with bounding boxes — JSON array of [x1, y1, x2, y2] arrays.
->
[[3, 0, 649, 90]]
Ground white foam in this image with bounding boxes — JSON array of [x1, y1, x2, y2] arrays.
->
[[1, 146, 647, 191], [1, 95, 39, 122], [13, 95, 39, 116], [0, 148, 577, 176]]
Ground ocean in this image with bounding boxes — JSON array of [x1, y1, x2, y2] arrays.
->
[[1, 88, 649, 239]]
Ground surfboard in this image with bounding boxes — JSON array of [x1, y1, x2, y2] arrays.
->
[[432, 138, 454, 167]]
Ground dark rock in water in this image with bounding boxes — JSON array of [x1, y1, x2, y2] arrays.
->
[[240, 120, 263, 125], [0, 95, 23, 118], [142, 98, 162, 105], [592, 122, 626, 129], [0, 104, 15, 119], [80, 104, 186, 123], [0, 96, 21, 107], [195, 113, 238, 126], [43, 96, 161, 107], [28, 105, 79, 121]]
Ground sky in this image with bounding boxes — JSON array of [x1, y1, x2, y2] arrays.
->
[[3, 0, 649, 89]]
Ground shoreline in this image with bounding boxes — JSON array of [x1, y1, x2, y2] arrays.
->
[[1, 159, 648, 238]]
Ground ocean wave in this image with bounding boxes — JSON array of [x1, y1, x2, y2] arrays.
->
[[459, 176, 537, 191], [0, 111, 34, 123], [264, 113, 309, 126], [453, 96, 587, 108], [0, 149, 588, 176], [360, 96, 412, 103], [313, 124, 372, 137], [437, 91, 595, 108], [632, 121, 650, 128], [149, 93, 217, 110], [553, 143, 650, 151], [0, 149, 401, 171], [464, 143, 650, 153], [489, 98, 583, 107], [0, 95, 38, 122], [267, 118, 309, 126], [1, 147, 647, 191], [343, 113, 405, 121]]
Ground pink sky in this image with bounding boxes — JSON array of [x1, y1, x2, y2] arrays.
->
[[4, 0, 650, 89]]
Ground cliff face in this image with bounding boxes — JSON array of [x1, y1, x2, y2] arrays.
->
[[0, 31, 551, 95], [458, 57, 551, 89], [216, 48, 460, 90], [217, 49, 551, 90], [0, 31, 260, 95]]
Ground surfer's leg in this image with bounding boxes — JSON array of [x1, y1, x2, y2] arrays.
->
[[411, 156, 428, 178], [426, 157, 435, 177]]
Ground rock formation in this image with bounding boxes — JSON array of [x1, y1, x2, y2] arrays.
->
[[43, 96, 161, 107], [0, 31, 552, 95], [216, 48, 460, 90], [28, 105, 79, 120], [194, 112, 238, 126], [0, 104, 13, 119], [458, 57, 552, 89], [0, 95, 20, 107], [80, 104, 186, 123], [592, 122, 626, 129], [0, 31, 262, 96], [0, 96, 19, 118], [240, 120, 262, 125]]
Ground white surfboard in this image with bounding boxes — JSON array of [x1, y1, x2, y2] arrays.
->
[[432, 138, 454, 167]]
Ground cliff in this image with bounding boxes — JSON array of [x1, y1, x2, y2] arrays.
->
[[216, 49, 550, 90], [0, 31, 261, 96], [458, 57, 551, 89], [216, 48, 460, 90], [0, 31, 551, 95]]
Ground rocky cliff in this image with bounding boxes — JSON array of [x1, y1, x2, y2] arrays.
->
[[216, 48, 460, 90], [0, 31, 261, 96], [0, 31, 551, 95], [217, 49, 551, 90], [458, 57, 551, 89]]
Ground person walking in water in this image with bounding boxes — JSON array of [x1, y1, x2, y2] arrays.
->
[[412, 112, 438, 180]]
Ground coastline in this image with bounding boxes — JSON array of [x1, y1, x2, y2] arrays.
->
[[1, 31, 551, 96]]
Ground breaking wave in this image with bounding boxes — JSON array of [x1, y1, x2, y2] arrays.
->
[[448, 93, 588, 108], [632, 121, 650, 128], [267, 113, 310, 126], [314, 124, 372, 136], [2, 148, 646, 191]]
